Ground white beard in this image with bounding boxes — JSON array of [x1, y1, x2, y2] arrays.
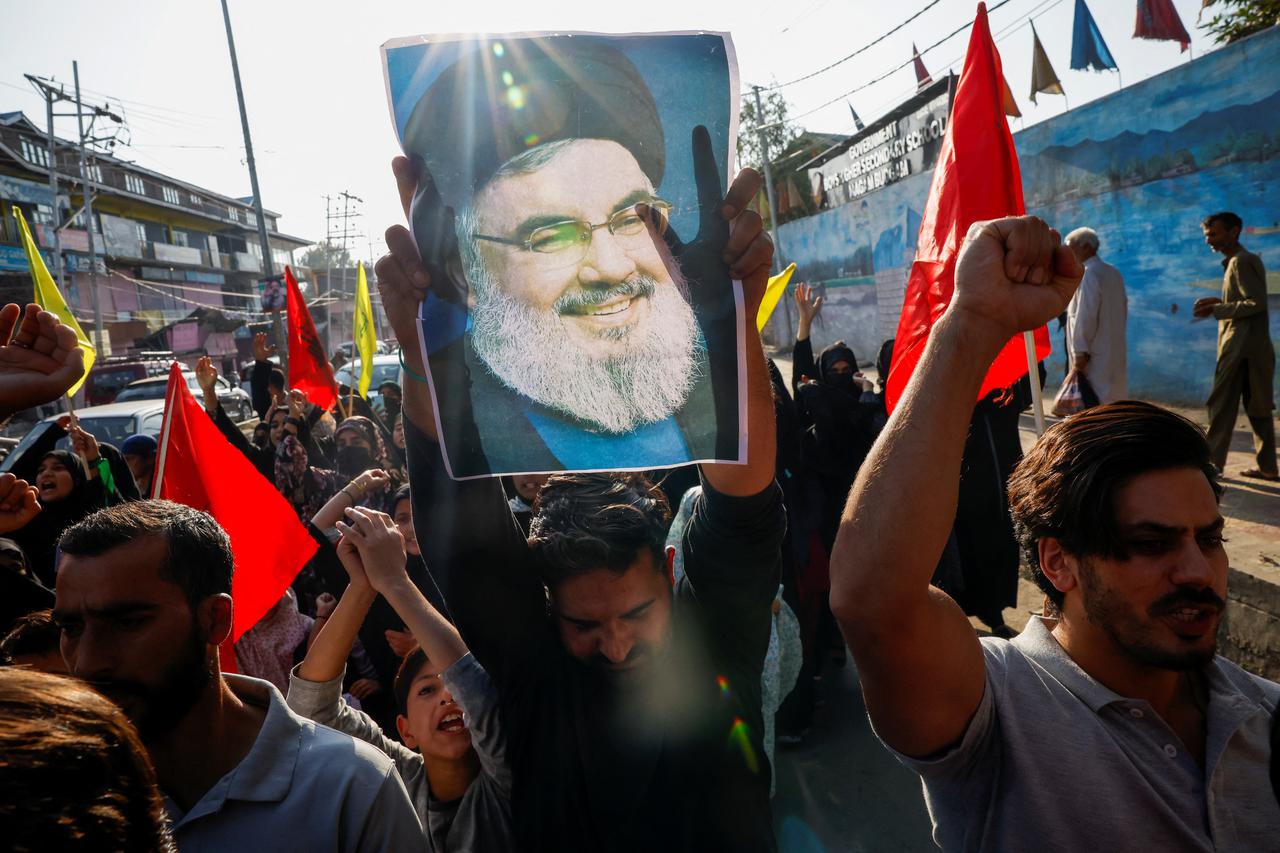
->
[[469, 269, 704, 434]]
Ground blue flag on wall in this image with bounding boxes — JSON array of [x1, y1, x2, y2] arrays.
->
[[1071, 0, 1118, 72]]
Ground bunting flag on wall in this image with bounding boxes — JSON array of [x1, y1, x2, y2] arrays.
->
[[913, 43, 933, 90], [1001, 74, 1022, 117], [1030, 22, 1066, 104], [1135, 0, 1192, 52], [848, 101, 866, 132], [1071, 0, 1119, 71]]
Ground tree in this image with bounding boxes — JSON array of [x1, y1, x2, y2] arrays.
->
[[1199, 0, 1280, 43], [737, 88, 802, 171], [298, 241, 351, 270]]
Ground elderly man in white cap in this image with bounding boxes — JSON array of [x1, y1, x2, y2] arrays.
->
[[1065, 227, 1128, 403]]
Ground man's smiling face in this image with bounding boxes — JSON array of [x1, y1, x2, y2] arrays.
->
[[461, 138, 703, 434], [471, 138, 675, 357]]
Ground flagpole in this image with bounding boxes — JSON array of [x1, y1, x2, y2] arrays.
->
[[152, 370, 179, 499], [1022, 331, 1045, 437]]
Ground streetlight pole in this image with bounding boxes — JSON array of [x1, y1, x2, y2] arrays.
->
[[218, 0, 285, 370]]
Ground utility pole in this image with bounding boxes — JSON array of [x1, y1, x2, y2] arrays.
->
[[752, 85, 783, 275], [26, 75, 64, 288], [72, 62, 104, 357], [219, 0, 284, 370], [324, 191, 362, 352], [27, 72, 125, 348], [323, 193, 333, 354]]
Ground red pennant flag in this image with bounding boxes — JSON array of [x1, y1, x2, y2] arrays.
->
[[285, 265, 338, 410], [886, 3, 1051, 414], [1135, 0, 1191, 52], [153, 363, 318, 670], [912, 43, 934, 90]]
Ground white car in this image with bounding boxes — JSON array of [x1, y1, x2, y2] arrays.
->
[[0, 400, 169, 475], [334, 354, 402, 414], [114, 373, 255, 423]]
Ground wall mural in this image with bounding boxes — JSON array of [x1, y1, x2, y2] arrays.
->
[[777, 26, 1279, 406]]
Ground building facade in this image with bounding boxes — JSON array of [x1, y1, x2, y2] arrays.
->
[[0, 111, 310, 365]]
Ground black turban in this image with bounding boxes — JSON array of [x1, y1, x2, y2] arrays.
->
[[403, 36, 665, 211]]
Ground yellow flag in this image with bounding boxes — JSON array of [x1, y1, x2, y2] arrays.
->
[[756, 263, 797, 332], [354, 262, 376, 398], [13, 205, 95, 397]]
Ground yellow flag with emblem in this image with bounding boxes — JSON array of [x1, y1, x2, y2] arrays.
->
[[354, 262, 376, 398], [12, 205, 95, 396], [756, 263, 797, 332]]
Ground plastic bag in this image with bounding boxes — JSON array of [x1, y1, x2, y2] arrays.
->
[[1052, 370, 1100, 417]]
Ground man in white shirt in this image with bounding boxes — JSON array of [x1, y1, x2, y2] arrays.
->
[[1065, 227, 1128, 403], [53, 500, 423, 851]]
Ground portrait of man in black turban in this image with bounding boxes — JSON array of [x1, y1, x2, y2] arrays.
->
[[385, 33, 742, 478]]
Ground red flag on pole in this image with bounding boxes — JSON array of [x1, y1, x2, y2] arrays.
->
[[1134, 0, 1191, 52], [284, 265, 338, 410], [886, 3, 1051, 414], [153, 363, 318, 670]]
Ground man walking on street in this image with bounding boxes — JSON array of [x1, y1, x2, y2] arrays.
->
[[1065, 227, 1128, 403], [1195, 211, 1277, 481]]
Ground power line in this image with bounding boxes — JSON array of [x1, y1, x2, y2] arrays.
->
[[758, 0, 1020, 130], [753, 0, 946, 93], [821, 0, 1067, 137]]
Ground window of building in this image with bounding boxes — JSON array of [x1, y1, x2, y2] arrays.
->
[[162, 186, 181, 205], [19, 138, 50, 168], [125, 173, 147, 196], [189, 191, 202, 205], [86, 164, 103, 183], [246, 211, 257, 228], [228, 205, 239, 222]]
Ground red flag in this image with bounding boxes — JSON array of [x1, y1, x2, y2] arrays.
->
[[1135, 0, 1191, 52], [285, 266, 338, 410], [912, 43, 934, 90], [886, 3, 1051, 414], [153, 363, 318, 670]]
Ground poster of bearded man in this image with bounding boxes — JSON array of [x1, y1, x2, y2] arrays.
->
[[381, 32, 745, 478]]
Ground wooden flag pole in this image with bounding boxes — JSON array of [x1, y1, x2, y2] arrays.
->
[[1023, 330, 1046, 437]]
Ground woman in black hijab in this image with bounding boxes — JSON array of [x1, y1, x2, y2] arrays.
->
[[12, 450, 104, 586]]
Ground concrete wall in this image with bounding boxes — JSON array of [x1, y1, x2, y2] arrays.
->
[[775, 26, 1280, 405]]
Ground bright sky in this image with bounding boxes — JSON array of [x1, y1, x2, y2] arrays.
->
[[2, 0, 1219, 261]]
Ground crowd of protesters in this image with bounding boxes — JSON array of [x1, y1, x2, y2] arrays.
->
[[0, 153, 1276, 853]]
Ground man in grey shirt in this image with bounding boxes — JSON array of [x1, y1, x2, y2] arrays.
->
[[830, 216, 1280, 851], [53, 501, 423, 851]]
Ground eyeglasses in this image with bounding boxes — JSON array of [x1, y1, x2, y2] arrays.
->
[[474, 199, 672, 268]]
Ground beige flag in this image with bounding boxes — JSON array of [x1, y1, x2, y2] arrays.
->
[[1029, 23, 1065, 105]]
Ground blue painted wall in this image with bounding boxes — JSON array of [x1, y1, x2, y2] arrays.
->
[[777, 26, 1280, 405]]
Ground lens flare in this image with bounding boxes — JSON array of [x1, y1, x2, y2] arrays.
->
[[523, 133, 540, 147], [716, 675, 730, 697], [502, 70, 514, 86], [492, 42, 505, 57], [729, 717, 759, 774], [506, 86, 526, 109]]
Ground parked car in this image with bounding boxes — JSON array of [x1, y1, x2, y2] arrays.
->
[[0, 400, 169, 476], [333, 354, 401, 415], [335, 340, 392, 360], [114, 373, 254, 423], [83, 353, 178, 406]]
